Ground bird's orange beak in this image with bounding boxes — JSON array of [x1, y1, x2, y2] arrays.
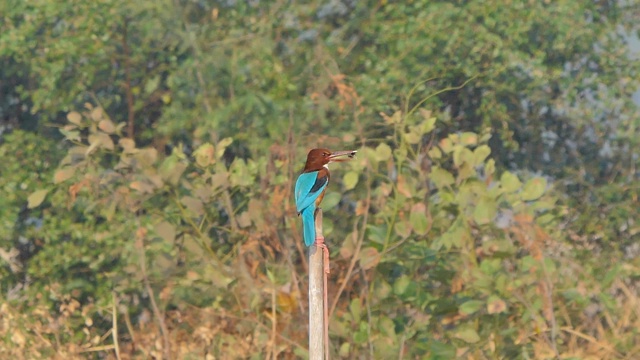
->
[[328, 150, 357, 162]]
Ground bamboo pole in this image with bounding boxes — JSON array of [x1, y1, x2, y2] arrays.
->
[[309, 208, 325, 360]]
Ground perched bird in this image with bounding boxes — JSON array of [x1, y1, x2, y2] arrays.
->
[[295, 148, 357, 246]]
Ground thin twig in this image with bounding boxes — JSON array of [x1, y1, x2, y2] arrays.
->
[[398, 333, 406, 360], [172, 193, 225, 267], [185, 304, 307, 351], [268, 285, 277, 360], [112, 292, 122, 360], [541, 257, 560, 358], [360, 267, 375, 357], [329, 174, 371, 318], [78, 345, 116, 353], [123, 307, 137, 351], [407, 74, 481, 118], [282, 239, 306, 314], [121, 18, 135, 139], [136, 223, 171, 359], [559, 327, 624, 358]]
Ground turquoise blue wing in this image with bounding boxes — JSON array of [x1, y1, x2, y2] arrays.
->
[[294, 172, 315, 212], [295, 171, 328, 213]]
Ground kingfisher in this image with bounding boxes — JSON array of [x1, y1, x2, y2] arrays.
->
[[295, 148, 357, 246]]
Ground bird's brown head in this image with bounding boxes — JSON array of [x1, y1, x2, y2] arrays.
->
[[302, 148, 357, 172]]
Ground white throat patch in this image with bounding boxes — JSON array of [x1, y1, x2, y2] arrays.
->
[[323, 164, 330, 170]]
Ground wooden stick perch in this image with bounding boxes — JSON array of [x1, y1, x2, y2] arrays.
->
[[309, 208, 329, 360]]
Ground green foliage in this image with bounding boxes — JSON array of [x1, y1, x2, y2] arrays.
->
[[1, 0, 640, 358], [328, 110, 568, 358], [0, 131, 61, 296]]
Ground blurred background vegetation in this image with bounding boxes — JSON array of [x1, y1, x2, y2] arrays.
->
[[1, 0, 640, 359]]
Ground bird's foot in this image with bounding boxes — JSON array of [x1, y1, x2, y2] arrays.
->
[[315, 236, 330, 274]]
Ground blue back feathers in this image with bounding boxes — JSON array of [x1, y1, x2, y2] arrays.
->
[[295, 171, 328, 246]]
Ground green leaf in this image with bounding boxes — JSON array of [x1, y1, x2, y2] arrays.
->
[[375, 279, 392, 300], [382, 111, 402, 124], [459, 300, 484, 315], [90, 107, 104, 121], [155, 221, 176, 243], [439, 138, 453, 153], [323, 218, 334, 236], [265, 269, 276, 283], [487, 295, 507, 314], [473, 145, 491, 165], [480, 258, 502, 275], [229, 159, 252, 187], [500, 171, 521, 192], [394, 146, 408, 165], [410, 203, 429, 235], [159, 155, 187, 185], [360, 146, 379, 165], [354, 322, 369, 344], [98, 119, 115, 134], [428, 146, 442, 160], [205, 263, 233, 288], [435, 219, 467, 250], [134, 148, 158, 167], [378, 315, 396, 337], [67, 111, 82, 125], [59, 128, 81, 142], [216, 137, 233, 159], [181, 196, 204, 216], [321, 192, 340, 211], [339, 342, 350, 357], [601, 264, 621, 288], [431, 166, 455, 188], [453, 147, 473, 167], [349, 299, 362, 320], [521, 177, 547, 201], [403, 128, 422, 144], [27, 189, 49, 209], [473, 197, 497, 225], [459, 132, 478, 146], [144, 75, 160, 95], [343, 171, 359, 190], [358, 247, 380, 270], [394, 220, 411, 239], [375, 143, 392, 161], [394, 275, 411, 295], [458, 163, 476, 181], [119, 138, 136, 153], [485, 158, 496, 176], [454, 328, 480, 343], [479, 127, 492, 143], [366, 224, 386, 244], [54, 167, 75, 183], [421, 116, 437, 134], [430, 341, 455, 358], [93, 133, 114, 151], [130, 180, 154, 193], [194, 143, 215, 167]]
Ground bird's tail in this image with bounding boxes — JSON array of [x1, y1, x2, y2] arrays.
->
[[301, 206, 316, 247]]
